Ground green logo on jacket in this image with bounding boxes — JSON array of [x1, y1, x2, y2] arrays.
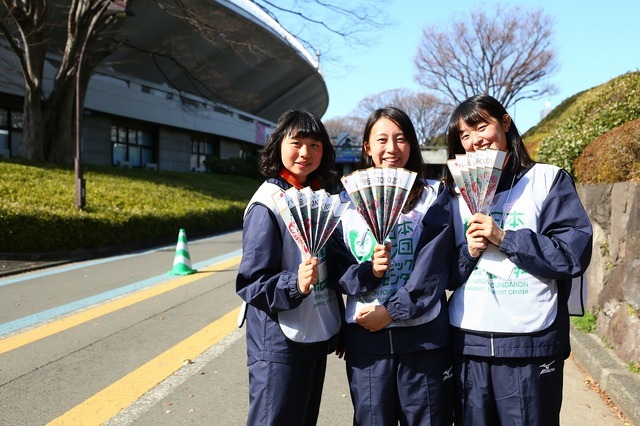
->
[[348, 229, 375, 262]]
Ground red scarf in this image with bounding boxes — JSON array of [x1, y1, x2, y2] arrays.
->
[[279, 168, 321, 190]]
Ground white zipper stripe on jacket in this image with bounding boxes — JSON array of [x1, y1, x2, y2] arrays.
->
[[490, 333, 495, 357]]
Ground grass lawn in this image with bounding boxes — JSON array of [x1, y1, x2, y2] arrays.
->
[[0, 159, 261, 254]]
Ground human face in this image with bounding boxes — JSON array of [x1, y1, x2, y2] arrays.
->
[[280, 132, 323, 184], [458, 113, 511, 152], [364, 117, 411, 168]]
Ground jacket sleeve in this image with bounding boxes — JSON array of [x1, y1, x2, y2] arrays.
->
[[325, 222, 384, 296], [235, 203, 307, 314], [384, 194, 454, 322], [499, 169, 593, 279], [448, 243, 480, 290], [443, 191, 481, 290]]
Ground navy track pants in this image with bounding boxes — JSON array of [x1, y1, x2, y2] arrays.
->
[[453, 353, 565, 426], [346, 348, 454, 425], [247, 354, 327, 426]]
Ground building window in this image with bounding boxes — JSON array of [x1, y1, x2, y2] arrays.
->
[[0, 108, 23, 158], [111, 125, 154, 167], [11, 110, 23, 129], [191, 139, 218, 171]]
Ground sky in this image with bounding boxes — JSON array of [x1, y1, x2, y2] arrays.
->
[[320, 0, 640, 133]]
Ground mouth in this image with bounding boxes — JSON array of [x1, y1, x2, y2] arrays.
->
[[382, 158, 401, 166]]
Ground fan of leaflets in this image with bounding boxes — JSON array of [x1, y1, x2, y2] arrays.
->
[[446, 148, 508, 214], [272, 187, 350, 257], [340, 167, 417, 244]]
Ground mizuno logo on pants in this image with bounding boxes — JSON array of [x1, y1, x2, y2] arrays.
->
[[539, 360, 556, 375], [442, 366, 453, 381]]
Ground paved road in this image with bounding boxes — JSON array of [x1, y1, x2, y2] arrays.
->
[[0, 231, 629, 425]]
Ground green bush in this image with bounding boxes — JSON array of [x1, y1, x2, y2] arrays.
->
[[523, 92, 583, 158], [574, 118, 640, 183], [203, 156, 261, 180], [0, 159, 261, 253], [572, 310, 598, 334], [534, 71, 640, 180]]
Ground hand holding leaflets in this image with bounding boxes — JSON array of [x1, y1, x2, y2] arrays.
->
[[447, 148, 512, 279], [446, 148, 508, 215], [272, 187, 350, 258]]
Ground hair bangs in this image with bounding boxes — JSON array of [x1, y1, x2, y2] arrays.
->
[[287, 112, 325, 141], [451, 103, 493, 134]]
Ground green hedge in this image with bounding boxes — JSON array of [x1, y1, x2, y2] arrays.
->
[[574, 118, 640, 183], [0, 159, 260, 254], [534, 71, 640, 180], [203, 156, 262, 180]]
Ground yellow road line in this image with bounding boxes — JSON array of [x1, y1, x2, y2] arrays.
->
[[47, 306, 241, 425], [0, 256, 240, 355]]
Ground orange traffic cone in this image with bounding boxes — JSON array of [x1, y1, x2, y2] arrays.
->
[[168, 228, 197, 275]]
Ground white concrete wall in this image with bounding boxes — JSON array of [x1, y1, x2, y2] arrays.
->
[[85, 76, 271, 145]]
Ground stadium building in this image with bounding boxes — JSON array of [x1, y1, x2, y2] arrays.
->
[[0, 0, 328, 172]]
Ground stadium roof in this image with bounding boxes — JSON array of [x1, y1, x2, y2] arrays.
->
[[100, 0, 329, 123]]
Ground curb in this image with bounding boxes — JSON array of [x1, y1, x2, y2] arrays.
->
[[0, 241, 175, 279], [0, 260, 69, 278], [570, 324, 640, 425]]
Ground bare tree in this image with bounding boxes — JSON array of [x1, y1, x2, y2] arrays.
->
[[0, 0, 385, 163], [414, 5, 557, 109], [255, 0, 384, 56], [0, 0, 130, 162], [404, 93, 450, 146], [324, 116, 362, 141], [350, 89, 450, 146]]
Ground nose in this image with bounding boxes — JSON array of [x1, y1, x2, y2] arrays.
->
[[299, 144, 309, 157], [471, 132, 483, 148]]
